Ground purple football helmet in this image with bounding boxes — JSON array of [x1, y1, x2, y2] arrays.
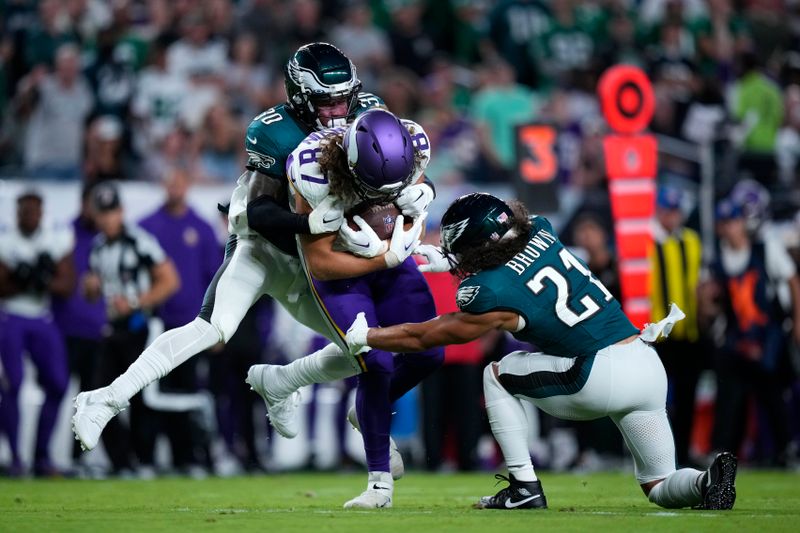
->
[[343, 109, 415, 201]]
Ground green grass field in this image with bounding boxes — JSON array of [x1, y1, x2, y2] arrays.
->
[[1, 471, 797, 532]]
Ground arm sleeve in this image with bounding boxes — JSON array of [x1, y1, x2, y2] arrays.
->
[[456, 279, 498, 314], [247, 194, 311, 237]]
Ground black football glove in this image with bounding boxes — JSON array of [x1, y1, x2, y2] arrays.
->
[[12, 262, 36, 289], [32, 253, 56, 292]]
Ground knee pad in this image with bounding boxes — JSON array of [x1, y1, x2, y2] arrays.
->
[[483, 363, 504, 401]]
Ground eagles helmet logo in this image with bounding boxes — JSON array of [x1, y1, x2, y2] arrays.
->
[[456, 285, 481, 308], [441, 218, 470, 251]]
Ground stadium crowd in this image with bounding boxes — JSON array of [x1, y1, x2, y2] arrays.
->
[[0, 0, 799, 478]]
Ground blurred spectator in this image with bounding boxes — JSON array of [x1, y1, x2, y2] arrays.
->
[[235, 0, 290, 66], [775, 84, 800, 185], [141, 126, 203, 183], [51, 184, 107, 467], [84, 115, 128, 184], [731, 51, 784, 185], [84, 182, 179, 475], [709, 199, 800, 465], [286, 0, 327, 56], [225, 33, 271, 119], [487, 0, 551, 87], [377, 67, 421, 118], [470, 60, 539, 181], [139, 167, 222, 473], [691, 0, 751, 78], [330, 1, 391, 89], [572, 212, 620, 300], [198, 102, 244, 182], [0, 191, 75, 476], [22, 0, 77, 70], [387, 0, 436, 76], [17, 43, 93, 180], [650, 185, 706, 467], [85, 32, 138, 119], [131, 36, 191, 155], [534, 0, 595, 87]]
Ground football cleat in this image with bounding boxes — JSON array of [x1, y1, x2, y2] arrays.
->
[[347, 406, 404, 480], [72, 387, 127, 451], [475, 473, 548, 510], [697, 452, 738, 510], [246, 365, 300, 439], [343, 472, 393, 509]]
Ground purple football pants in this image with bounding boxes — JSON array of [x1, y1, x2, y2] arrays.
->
[[0, 311, 68, 466], [311, 257, 444, 473]]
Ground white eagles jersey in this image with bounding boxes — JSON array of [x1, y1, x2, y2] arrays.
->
[[0, 224, 74, 318], [287, 119, 431, 213]]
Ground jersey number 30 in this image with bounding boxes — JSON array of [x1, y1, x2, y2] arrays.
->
[[527, 249, 613, 327]]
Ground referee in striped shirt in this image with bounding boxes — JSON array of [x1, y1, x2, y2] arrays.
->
[[650, 185, 705, 468], [83, 182, 179, 475]]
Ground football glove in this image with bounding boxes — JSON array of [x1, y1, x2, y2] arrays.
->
[[345, 311, 371, 355], [12, 262, 35, 289], [308, 196, 345, 234], [338, 215, 388, 258], [415, 244, 456, 273], [384, 213, 427, 268], [395, 182, 434, 218]]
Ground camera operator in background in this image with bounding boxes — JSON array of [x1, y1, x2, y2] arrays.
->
[[83, 183, 179, 476], [0, 191, 75, 477]]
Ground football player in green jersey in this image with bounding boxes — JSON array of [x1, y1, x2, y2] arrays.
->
[[345, 193, 738, 511], [72, 43, 433, 465]]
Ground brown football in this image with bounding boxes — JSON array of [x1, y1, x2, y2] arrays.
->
[[347, 203, 407, 241]]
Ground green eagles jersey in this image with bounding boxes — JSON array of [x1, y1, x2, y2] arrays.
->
[[244, 92, 385, 178], [457, 216, 638, 357]]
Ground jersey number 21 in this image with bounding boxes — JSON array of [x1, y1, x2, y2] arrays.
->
[[527, 249, 613, 327]]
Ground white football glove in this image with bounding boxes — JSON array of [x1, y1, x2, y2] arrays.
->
[[345, 311, 371, 355], [395, 182, 434, 218], [415, 244, 456, 273], [338, 215, 389, 258], [384, 212, 427, 268], [308, 196, 344, 234]]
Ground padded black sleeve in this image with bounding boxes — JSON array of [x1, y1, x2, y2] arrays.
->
[[246, 194, 311, 237]]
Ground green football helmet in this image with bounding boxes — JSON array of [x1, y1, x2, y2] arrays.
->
[[284, 42, 362, 128], [440, 193, 515, 255]]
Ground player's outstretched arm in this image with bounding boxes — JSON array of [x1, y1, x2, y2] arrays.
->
[[347, 310, 520, 354]]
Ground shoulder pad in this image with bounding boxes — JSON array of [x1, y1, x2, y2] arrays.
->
[[287, 138, 330, 209], [354, 92, 386, 115], [456, 277, 498, 314], [246, 105, 309, 178]]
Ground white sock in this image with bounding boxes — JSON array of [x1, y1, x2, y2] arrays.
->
[[483, 363, 538, 482], [269, 343, 359, 397], [368, 471, 394, 489], [109, 318, 220, 403], [647, 468, 704, 509]]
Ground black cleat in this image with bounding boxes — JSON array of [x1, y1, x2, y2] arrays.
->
[[697, 452, 738, 510], [475, 474, 548, 510]]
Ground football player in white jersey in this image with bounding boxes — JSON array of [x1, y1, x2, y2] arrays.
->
[[247, 109, 442, 509], [0, 191, 75, 476]]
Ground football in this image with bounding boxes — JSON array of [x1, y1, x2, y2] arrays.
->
[[347, 203, 405, 241]]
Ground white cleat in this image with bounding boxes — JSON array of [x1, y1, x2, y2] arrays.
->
[[72, 387, 127, 451], [343, 472, 394, 509], [347, 406, 404, 480], [246, 364, 300, 439]]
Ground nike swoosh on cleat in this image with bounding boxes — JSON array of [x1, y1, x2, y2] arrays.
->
[[372, 484, 391, 491], [247, 136, 258, 144], [504, 494, 541, 509]]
